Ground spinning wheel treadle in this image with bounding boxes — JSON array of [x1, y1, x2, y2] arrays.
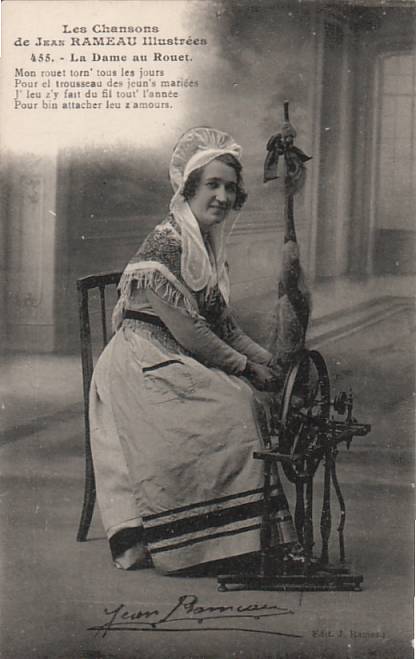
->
[[217, 349, 371, 593]]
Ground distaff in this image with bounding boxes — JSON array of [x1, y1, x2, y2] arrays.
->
[[264, 101, 312, 368]]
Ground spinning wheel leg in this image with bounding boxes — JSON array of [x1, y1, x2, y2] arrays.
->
[[331, 458, 346, 564], [320, 450, 332, 566], [295, 479, 305, 545], [304, 474, 314, 566], [259, 461, 273, 577]]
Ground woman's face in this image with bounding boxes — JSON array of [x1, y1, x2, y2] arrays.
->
[[188, 159, 237, 232]]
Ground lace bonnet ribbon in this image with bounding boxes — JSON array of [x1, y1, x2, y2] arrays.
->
[[169, 126, 242, 302]]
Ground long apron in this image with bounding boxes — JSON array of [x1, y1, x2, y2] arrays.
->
[[89, 322, 289, 573]]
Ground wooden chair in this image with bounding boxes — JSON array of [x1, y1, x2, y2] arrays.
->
[[76, 271, 122, 542]]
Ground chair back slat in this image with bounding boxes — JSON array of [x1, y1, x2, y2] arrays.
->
[[78, 286, 94, 409], [77, 271, 122, 379], [76, 270, 122, 542]]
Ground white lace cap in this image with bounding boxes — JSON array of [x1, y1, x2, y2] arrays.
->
[[168, 127, 243, 300], [169, 127, 242, 197]]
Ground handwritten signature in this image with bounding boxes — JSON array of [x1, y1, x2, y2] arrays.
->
[[88, 594, 302, 638]]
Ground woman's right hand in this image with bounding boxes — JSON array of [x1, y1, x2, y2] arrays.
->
[[243, 360, 282, 391]]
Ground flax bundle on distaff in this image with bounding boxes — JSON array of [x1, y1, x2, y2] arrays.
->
[[89, 124, 309, 575], [265, 101, 312, 374]]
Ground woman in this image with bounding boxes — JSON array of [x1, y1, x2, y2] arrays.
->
[[89, 127, 300, 572]]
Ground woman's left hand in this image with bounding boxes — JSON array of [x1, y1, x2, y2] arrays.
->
[[243, 361, 283, 392]]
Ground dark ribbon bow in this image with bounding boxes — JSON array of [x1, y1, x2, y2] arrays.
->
[[264, 108, 312, 183]]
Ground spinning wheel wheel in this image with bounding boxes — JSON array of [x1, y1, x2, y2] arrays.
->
[[277, 350, 332, 559], [278, 350, 331, 483]]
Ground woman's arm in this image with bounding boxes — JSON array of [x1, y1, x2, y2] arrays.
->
[[146, 289, 247, 375], [215, 308, 273, 366], [146, 291, 280, 390]]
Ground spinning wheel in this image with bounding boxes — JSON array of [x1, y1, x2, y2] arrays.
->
[[217, 349, 371, 592], [217, 102, 371, 592]]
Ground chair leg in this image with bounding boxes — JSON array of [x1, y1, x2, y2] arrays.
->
[[77, 438, 96, 542]]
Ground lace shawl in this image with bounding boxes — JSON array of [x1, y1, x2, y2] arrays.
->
[[112, 215, 226, 332]]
